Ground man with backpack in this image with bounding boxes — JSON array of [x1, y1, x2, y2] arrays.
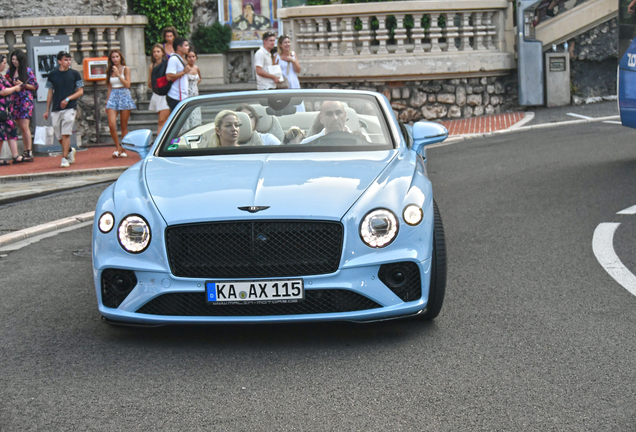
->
[[165, 37, 192, 111]]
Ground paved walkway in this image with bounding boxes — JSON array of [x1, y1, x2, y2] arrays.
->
[[439, 112, 527, 135], [0, 146, 139, 178]]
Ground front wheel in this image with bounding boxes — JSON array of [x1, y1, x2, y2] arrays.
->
[[416, 200, 447, 321]]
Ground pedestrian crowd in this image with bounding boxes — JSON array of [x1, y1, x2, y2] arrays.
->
[[0, 28, 302, 168]]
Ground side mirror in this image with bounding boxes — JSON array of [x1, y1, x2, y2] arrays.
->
[[121, 129, 154, 159], [411, 121, 448, 155]]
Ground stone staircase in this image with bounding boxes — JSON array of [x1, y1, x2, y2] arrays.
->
[[535, 0, 617, 49]]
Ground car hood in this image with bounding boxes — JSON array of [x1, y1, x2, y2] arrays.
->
[[144, 151, 397, 224]]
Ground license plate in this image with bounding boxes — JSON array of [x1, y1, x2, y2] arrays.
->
[[206, 279, 304, 305]]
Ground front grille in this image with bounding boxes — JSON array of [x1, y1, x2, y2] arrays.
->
[[378, 262, 422, 302], [166, 221, 343, 278], [136, 290, 381, 316]]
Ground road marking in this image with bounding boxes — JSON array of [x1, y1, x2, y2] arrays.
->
[[618, 205, 636, 215], [592, 222, 636, 297], [567, 113, 593, 120], [603, 120, 622, 125], [0, 221, 93, 252]]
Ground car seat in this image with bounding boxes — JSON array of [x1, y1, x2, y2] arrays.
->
[[251, 105, 285, 141]]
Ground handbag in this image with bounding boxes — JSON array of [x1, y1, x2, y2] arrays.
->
[[270, 62, 289, 90], [0, 110, 7, 122]]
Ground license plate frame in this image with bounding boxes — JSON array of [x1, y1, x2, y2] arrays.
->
[[205, 279, 304, 305]]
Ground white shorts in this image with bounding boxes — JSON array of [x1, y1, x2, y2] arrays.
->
[[51, 109, 77, 140], [149, 93, 170, 112]]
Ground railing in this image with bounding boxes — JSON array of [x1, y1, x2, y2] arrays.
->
[[278, 0, 515, 82], [0, 15, 148, 82]]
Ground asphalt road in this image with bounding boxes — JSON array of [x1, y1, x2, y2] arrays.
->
[[1, 121, 636, 430]]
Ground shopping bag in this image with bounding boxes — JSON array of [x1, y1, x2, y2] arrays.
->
[[34, 126, 54, 145]]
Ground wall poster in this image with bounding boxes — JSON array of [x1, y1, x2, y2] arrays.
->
[[219, 0, 280, 49]]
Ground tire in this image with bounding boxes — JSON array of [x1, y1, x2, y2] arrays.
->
[[416, 200, 447, 321]]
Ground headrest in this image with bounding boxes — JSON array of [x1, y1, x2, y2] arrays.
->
[[251, 104, 272, 132], [235, 111, 253, 143], [344, 107, 360, 133]]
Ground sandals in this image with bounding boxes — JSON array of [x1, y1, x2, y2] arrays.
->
[[112, 151, 128, 158], [12, 154, 33, 164], [0, 159, 9, 166], [23, 149, 33, 158]]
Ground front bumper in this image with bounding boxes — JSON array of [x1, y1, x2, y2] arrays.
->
[[95, 259, 432, 325]]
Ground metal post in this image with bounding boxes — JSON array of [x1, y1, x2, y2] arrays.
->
[[93, 81, 101, 144]]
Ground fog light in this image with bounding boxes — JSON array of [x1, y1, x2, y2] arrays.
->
[[101, 269, 138, 308], [386, 268, 407, 288]]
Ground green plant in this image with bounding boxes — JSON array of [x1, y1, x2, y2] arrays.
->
[[130, 0, 193, 53], [191, 22, 233, 54]]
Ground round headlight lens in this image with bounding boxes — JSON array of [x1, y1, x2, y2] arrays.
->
[[403, 204, 423, 226], [98, 212, 115, 233], [118, 215, 151, 253], [360, 209, 399, 248]]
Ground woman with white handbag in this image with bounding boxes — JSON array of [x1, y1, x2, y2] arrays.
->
[[273, 35, 305, 111]]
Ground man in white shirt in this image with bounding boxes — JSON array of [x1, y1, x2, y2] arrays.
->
[[166, 37, 192, 111], [254, 32, 284, 90]]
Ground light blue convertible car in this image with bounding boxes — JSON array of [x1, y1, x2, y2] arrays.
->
[[93, 90, 447, 325]]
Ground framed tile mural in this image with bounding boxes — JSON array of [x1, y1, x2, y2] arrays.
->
[[219, 0, 280, 48]]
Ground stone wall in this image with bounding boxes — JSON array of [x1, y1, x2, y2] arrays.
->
[[227, 51, 253, 83], [191, 0, 218, 33], [303, 75, 517, 123], [569, 18, 618, 98], [3, 0, 127, 18]]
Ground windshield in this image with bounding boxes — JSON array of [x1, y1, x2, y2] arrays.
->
[[157, 92, 394, 156]]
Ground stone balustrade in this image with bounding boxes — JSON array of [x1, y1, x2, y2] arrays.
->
[[278, 0, 515, 82], [0, 15, 148, 83]]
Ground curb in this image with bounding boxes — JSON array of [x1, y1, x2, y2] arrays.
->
[[0, 212, 95, 248], [0, 166, 128, 184]]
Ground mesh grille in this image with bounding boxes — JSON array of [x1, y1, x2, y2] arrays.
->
[[101, 269, 137, 308], [136, 290, 381, 316], [378, 262, 422, 302], [166, 221, 344, 278]]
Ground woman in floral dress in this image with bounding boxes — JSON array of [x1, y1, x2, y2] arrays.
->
[[8, 49, 38, 160], [0, 55, 31, 165]]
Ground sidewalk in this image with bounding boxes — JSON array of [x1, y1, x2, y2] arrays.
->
[[0, 145, 139, 178]]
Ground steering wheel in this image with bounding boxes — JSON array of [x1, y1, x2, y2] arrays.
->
[[311, 131, 367, 146]]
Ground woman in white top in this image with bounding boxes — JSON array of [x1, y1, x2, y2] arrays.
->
[[182, 50, 202, 132], [274, 35, 305, 112], [147, 43, 170, 134], [106, 49, 136, 157]]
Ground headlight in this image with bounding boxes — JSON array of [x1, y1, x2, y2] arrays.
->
[[98, 212, 115, 233], [403, 204, 423, 226], [360, 209, 399, 248], [118, 215, 151, 253]]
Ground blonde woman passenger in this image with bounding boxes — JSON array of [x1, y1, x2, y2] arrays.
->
[[147, 43, 170, 134], [274, 35, 304, 112], [106, 49, 136, 158], [209, 110, 241, 147]]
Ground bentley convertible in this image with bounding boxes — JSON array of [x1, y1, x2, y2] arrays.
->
[[93, 90, 448, 325]]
